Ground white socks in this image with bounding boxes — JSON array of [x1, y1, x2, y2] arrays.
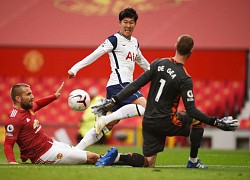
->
[[114, 153, 121, 163], [75, 104, 145, 150], [101, 104, 145, 125], [75, 127, 103, 150], [189, 157, 198, 163]]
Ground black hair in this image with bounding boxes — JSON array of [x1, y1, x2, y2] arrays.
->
[[119, 7, 138, 23]]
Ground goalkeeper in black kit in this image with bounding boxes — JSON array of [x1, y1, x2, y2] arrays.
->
[[94, 34, 239, 168]]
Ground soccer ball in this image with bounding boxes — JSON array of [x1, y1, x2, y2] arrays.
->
[[68, 89, 91, 111]]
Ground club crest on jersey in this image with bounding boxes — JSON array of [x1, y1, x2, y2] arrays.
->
[[33, 119, 42, 133], [33, 119, 40, 129], [57, 153, 63, 159], [126, 52, 137, 62]]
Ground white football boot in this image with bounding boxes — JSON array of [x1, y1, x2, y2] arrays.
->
[[95, 116, 107, 134]]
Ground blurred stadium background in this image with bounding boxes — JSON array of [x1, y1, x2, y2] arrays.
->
[[0, 0, 249, 150]]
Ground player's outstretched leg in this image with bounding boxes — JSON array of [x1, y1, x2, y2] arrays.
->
[[95, 104, 144, 134], [95, 147, 118, 167], [75, 127, 104, 149]]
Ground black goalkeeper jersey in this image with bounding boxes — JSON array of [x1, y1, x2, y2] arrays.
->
[[116, 58, 211, 126]]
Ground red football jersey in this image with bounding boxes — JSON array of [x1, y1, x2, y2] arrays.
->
[[4, 95, 57, 163]]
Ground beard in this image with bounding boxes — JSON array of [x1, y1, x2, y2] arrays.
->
[[21, 102, 33, 110]]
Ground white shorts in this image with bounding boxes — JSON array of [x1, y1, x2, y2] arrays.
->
[[35, 140, 88, 164]]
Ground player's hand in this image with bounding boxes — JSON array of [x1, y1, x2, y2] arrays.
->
[[55, 82, 64, 99], [68, 71, 75, 78], [91, 97, 117, 117], [212, 116, 239, 131]]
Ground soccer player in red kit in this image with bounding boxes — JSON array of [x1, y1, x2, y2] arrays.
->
[[4, 82, 101, 164]]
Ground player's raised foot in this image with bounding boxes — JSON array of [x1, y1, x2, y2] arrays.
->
[[95, 116, 106, 134], [187, 158, 208, 169], [95, 147, 118, 167]]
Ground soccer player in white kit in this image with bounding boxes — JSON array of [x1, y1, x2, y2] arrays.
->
[[68, 7, 150, 149]]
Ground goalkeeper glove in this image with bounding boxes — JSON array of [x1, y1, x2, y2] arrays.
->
[[91, 96, 119, 116], [210, 116, 239, 131]]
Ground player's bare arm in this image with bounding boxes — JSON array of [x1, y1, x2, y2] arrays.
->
[[55, 82, 64, 99]]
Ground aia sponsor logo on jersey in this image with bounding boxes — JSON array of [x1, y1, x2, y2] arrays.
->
[[126, 52, 137, 62]]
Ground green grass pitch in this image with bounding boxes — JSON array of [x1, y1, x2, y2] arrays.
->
[[0, 144, 249, 180]]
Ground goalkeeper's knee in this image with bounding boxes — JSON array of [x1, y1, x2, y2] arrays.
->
[[117, 153, 148, 167]]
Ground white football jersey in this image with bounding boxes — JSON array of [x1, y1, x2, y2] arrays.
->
[[68, 32, 149, 87]]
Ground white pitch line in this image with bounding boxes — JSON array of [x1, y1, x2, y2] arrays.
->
[[0, 165, 249, 168], [156, 165, 250, 168]]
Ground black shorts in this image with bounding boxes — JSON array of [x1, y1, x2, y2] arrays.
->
[[142, 111, 193, 157]]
